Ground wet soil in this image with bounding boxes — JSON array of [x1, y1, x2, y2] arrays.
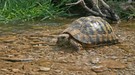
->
[[0, 20, 135, 75]]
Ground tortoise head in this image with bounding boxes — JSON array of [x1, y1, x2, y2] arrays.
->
[[57, 34, 70, 46]]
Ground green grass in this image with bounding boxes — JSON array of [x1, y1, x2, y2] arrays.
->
[[107, 0, 135, 20], [0, 0, 71, 23], [0, 0, 134, 23]]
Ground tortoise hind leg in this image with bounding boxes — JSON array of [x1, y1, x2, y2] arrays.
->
[[69, 39, 82, 51]]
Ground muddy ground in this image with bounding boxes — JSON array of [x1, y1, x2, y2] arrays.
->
[[0, 20, 135, 75]]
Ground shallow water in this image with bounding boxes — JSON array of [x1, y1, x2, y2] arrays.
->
[[0, 18, 74, 34], [0, 19, 135, 34], [118, 20, 135, 29]]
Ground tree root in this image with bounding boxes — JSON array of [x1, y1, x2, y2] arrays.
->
[[66, 0, 120, 22]]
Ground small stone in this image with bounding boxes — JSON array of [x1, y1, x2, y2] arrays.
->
[[91, 65, 108, 73], [39, 67, 50, 72], [1, 69, 9, 72], [127, 57, 135, 62], [91, 57, 100, 64], [55, 70, 61, 73], [118, 35, 121, 37], [100, 60, 127, 69], [11, 69, 20, 73], [51, 38, 57, 43], [38, 44, 42, 46], [98, 71, 116, 75], [110, 56, 118, 59]]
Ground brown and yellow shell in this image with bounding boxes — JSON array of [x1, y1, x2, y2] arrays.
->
[[63, 16, 118, 45]]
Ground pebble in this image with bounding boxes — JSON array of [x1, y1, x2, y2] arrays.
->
[[39, 67, 51, 72], [127, 57, 135, 62], [55, 70, 61, 73], [1, 69, 9, 72], [99, 71, 117, 75], [91, 65, 108, 73], [100, 60, 127, 69], [91, 57, 100, 64], [51, 38, 57, 43], [11, 69, 20, 73]]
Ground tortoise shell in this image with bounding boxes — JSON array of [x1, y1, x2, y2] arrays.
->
[[63, 16, 118, 45]]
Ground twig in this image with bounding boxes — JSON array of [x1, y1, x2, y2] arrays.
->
[[0, 57, 34, 62], [66, 0, 100, 16], [66, 0, 120, 21], [66, 0, 82, 5]]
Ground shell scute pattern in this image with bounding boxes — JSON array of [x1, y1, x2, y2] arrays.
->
[[63, 16, 118, 45]]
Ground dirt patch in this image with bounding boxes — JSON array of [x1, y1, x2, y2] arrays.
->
[[0, 22, 135, 75]]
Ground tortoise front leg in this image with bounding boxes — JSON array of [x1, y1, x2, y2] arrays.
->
[[69, 39, 82, 51]]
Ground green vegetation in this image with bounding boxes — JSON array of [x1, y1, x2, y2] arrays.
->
[[107, 0, 135, 20], [0, 0, 72, 23], [0, 0, 134, 23]]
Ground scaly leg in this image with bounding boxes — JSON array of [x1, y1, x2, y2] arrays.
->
[[69, 39, 82, 51]]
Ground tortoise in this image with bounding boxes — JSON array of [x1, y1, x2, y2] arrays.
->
[[57, 16, 118, 50]]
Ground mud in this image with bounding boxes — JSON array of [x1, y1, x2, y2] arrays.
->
[[0, 20, 135, 75]]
